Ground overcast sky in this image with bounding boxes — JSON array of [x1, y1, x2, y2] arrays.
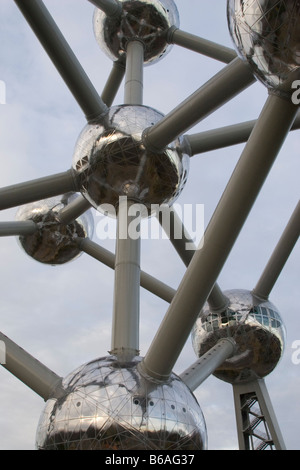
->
[[0, 0, 299, 450]]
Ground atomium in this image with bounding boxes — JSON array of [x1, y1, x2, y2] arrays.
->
[[0, 0, 299, 452], [191, 289, 286, 384], [16, 195, 94, 265], [36, 356, 207, 450], [228, 0, 300, 93], [72, 105, 189, 216]]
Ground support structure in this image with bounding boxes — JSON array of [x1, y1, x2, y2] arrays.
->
[[0, 332, 64, 401], [252, 200, 300, 300], [88, 0, 122, 18], [0, 171, 78, 211], [0, 221, 37, 237], [14, 0, 108, 122], [142, 58, 255, 152], [141, 94, 298, 382], [158, 206, 229, 313], [233, 379, 286, 450], [111, 198, 141, 360], [76, 237, 175, 304], [180, 338, 236, 392], [184, 111, 300, 156], [0, 0, 298, 451], [167, 27, 237, 63]]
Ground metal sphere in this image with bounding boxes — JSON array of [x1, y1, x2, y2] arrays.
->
[[227, 0, 300, 93], [16, 194, 94, 265], [191, 289, 286, 384], [93, 0, 179, 65], [72, 105, 189, 216], [35, 355, 207, 450]]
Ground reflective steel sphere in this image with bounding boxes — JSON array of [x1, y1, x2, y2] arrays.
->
[[36, 355, 207, 450], [72, 105, 189, 216], [16, 194, 94, 265], [191, 289, 286, 384], [93, 0, 179, 65], [227, 0, 300, 93]]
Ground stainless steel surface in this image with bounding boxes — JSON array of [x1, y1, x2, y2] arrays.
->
[[16, 194, 94, 265], [228, 0, 300, 94], [191, 289, 286, 384], [93, 0, 179, 65], [167, 27, 237, 63], [36, 355, 207, 450], [72, 105, 189, 215]]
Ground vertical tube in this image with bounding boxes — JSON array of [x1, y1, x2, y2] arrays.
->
[[110, 198, 141, 360], [124, 40, 144, 106]]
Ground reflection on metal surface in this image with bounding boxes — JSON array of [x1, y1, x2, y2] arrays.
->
[[72, 105, 189, 216], [16, 194, 94, 265], [227, 0, 300, 93], [36, 355, 207, 450], [93, 0, 179, 65], [192, 289, 286, 384]]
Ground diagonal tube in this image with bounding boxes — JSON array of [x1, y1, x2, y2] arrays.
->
[[56, 195, 92, 225], [101, 58, 126, 107], [157, 206, 229, 313], [140, 94, 298, 381], [142, 58, 255, 152], [252, 200, 300, 300], [167, 27, 237, 64], [0, 170, 78, 211], [0, 221, 37, 237], [184, 110, 300, 156], [180, 338, 236, 391], [14, 0, 108, 122], [0, 331, 64, 400], [88, 0, 122, 17]]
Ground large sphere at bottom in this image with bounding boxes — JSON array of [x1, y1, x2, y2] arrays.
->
[[36, 356, 207, 450], [72, 105, 189, 216], [227, 0, 300, 93], [191, 289, 286, 384]]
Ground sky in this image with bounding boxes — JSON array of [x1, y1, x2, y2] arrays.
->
[[0, 0, 299, 450]]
